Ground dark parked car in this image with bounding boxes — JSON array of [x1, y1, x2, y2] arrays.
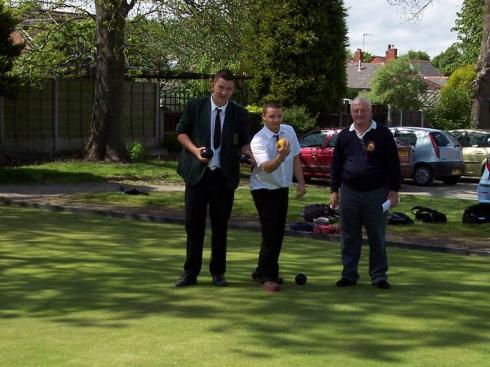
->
[[298, 128, 413, 180]]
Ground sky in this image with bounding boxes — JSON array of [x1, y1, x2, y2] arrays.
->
[[344, 0, 462, 58]]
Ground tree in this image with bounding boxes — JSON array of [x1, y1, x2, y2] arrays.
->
[[387, 0, 490, 129], [362, 50, 374, 63], [432, 43, 463, 75], [425, 64, 476, 129], [83, 0, 137, 162], [11, 16, 96, 83], [404, 49, 430, 61], [369, 56, 427, 110], [471, 0, 490, 129], [244, 0, 348, 114], [454, 0, 484, 64], [0, 1, 23, 96]]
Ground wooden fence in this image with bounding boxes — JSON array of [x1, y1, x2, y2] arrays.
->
[[0, 79, 160, 153]]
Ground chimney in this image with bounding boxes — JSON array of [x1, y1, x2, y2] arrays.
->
[[385, 44, 397, 63], [353, 48, 364, 62]]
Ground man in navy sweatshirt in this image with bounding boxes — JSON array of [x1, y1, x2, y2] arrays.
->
[[330, 97, 401, 289]]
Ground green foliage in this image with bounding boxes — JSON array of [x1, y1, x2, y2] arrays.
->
[[244, 0, 348, 114], [245, 105, 262, 114], [454, 0, 484, 64], [127, 141, 146, 162], [369, 56, 427, 110], [425, 64, 476, 130], [432, 43, 464, 76], [404, 49, 431, 61], [361, 51, 373, 63], [282, 105, 317, 135], [0, 1, 22, 94], [11, 14, 96, 84]]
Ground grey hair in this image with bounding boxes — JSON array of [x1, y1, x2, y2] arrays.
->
[[351, 97, 372, 111]]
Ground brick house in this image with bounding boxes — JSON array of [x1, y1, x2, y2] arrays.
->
[[346, 44, 448, 93]]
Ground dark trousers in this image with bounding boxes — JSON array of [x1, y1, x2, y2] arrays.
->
[[339, 185, 388, 283], [183, 168, 234, 277], [252, 188, 289, 281]]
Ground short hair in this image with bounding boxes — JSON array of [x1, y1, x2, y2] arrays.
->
[[351, 97, 372, 110], [213, 69, 235, 82], [262, 101, 283, 114]]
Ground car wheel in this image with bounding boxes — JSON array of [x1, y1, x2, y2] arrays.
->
[[414, 165, 433, 186], [441, 176, 460, 185]]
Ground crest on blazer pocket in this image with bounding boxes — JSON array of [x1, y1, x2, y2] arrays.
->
[[233, 133, 239, 145]]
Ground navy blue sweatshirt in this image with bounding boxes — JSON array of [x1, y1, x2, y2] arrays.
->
[[330, 123, 401, 192]]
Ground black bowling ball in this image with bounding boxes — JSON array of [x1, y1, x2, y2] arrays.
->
[[295, 273, 307, 285], [200, 148, 214, 159], [239, 153, 251, 164]]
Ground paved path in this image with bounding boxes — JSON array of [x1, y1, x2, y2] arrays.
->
[[400, 181, 479, 201]]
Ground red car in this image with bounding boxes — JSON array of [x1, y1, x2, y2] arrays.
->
[[298, 128, 413, 180]]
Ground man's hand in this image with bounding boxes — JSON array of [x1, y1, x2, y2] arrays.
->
[[387, 191, 399, 208], [296, 182, 306, 199], [277, 139, 291, 162], [330, 191, 339, 209], [195, 147, 210, 164]]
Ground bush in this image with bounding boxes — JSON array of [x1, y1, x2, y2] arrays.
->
[[282, 105, 317, 135], [161, 132, 181, 154], [127, 141, 146, 162], [424, 64, 475, 130]]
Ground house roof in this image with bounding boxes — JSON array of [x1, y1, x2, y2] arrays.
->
[[346, 59, 448, 91], [346, 62, 382, 90], [411, 60, 445, 77]]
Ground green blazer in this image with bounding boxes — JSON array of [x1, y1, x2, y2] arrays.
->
[[176, 96, 250, 189]]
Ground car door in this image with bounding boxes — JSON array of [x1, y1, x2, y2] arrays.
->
[[464, 133, 490, 176], [299, 131, 327, 177]]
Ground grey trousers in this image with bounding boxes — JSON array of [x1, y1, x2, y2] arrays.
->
[[339, 185, 388, 283]]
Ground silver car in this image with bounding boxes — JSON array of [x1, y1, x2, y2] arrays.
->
[[390, 127, 464, 186]]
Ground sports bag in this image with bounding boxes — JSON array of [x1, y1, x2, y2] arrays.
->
[[462, 203, 490, 224], [312, 223, 341, 235], [303, 204, 339, 222], [387, 212, 413, 225], [411, 206, 447, 223]]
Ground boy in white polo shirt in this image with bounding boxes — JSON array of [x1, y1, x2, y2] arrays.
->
[[249, 102, 306, 292]]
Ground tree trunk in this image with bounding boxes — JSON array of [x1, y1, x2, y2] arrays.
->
[[471, 0, 490, 129], [85, 0, 133, 162]]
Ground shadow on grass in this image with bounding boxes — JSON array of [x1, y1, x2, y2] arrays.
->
[[0, 168, 105, 184], [0, 206, 489, 363]]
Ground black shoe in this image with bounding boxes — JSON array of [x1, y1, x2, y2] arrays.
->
[[252, 271, 284, 285], [212, 274, 228, 287], [373, 279, 391, 289], [175, 274, 197, 287], [336, 278, 357, 287]]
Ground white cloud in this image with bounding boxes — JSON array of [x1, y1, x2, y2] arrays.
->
[[344, 0, 462, 58]]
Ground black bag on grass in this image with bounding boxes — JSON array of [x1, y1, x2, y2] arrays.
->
[[303, 204, 339, 223], [387, 212, 413, 225], [411, 206, 447, 223], [462, 203, 490, 224]]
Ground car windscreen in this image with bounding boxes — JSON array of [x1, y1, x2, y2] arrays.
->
[[299, 133, 325, 147]]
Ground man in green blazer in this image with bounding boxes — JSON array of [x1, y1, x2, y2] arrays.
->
[[175, 69, 252, 287]]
